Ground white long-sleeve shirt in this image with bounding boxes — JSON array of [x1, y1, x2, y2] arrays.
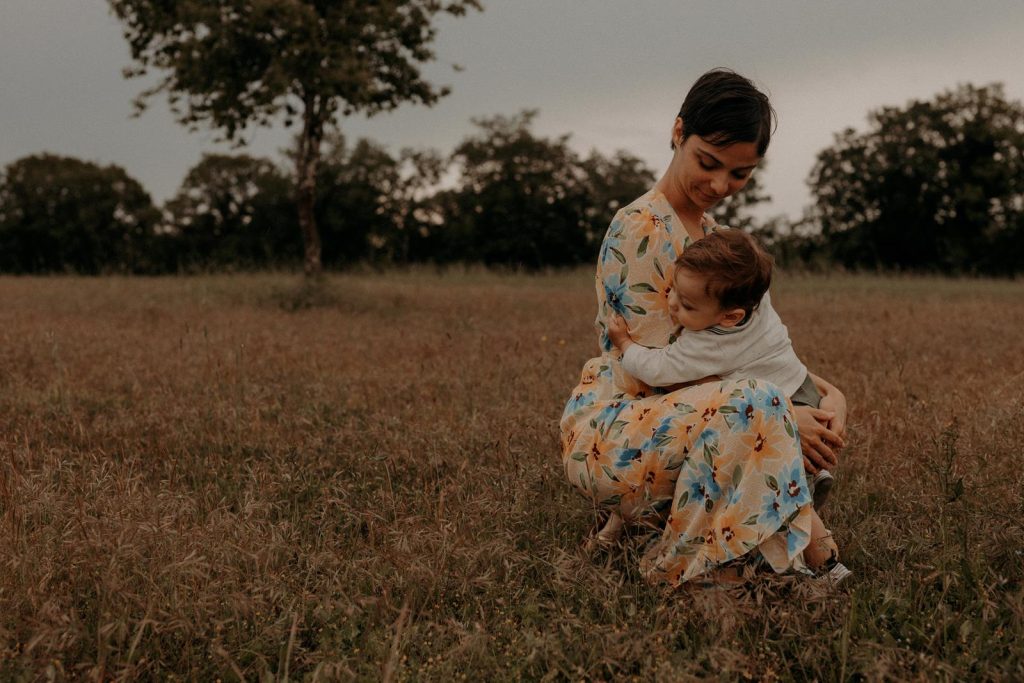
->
[[620, 292, 807, 395]]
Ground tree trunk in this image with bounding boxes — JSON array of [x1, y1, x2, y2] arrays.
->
[[296, 96, 324, 277]]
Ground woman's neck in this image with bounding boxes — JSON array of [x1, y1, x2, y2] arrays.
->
[[655, 174, 704, 241]]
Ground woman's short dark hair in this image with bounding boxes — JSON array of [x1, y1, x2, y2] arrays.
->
[[675, 68, 775, 156]]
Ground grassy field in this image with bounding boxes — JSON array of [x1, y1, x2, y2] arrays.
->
[[1, 269, 1023, 681]]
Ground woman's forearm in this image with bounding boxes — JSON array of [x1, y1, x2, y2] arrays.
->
[[807, 370, 848, 441]]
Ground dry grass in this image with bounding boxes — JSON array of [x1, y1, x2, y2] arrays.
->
[[1, 269, 1022, 681]]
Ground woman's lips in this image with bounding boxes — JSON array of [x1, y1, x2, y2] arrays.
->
[[697, 189, 723, 204]]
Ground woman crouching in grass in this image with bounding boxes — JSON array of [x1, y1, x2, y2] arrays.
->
[[560, 68, 848, 585]]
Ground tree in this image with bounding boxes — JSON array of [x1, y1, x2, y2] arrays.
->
[[807, 83, 1024, 274], [443, 111, 594, 267], [579, 149, 657, 242], [0, 154, 159, 273], [109, 0, 481, 276], [315, 134, 400, 265], [164, 153, 299, 268]]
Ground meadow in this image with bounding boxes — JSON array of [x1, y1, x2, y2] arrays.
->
[[1, 269, 1022, 681]]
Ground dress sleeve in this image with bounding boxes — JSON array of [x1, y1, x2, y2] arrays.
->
[[594, 203, 678, 353]]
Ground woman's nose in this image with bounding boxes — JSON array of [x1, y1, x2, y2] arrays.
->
[[710, 173, 729, 196]]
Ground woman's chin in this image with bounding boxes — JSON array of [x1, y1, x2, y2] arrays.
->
[[692, 189, 723, 209]]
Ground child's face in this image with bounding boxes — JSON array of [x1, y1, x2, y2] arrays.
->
[[668, 268, 738, 331]]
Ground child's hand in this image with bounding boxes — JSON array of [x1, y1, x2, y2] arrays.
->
[[607, 314, 633, 351]]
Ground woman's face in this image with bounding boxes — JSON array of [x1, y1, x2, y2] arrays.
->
[[668, 117, 761, 212]]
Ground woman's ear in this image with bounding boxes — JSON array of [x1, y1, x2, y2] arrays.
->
[[717, 308, 748, 328], [672, 117, 685, 149]]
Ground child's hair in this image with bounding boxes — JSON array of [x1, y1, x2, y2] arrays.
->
[[674, 229, 773, 314]]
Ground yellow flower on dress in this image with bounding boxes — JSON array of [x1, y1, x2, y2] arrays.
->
[[738, 412, 790, 467], [625, 207, 665, 243]]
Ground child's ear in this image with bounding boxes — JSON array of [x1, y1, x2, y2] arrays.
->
[[717, 308, 747, 328]]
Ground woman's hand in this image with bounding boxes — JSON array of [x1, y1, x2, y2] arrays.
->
[[818, 385, 848, 440], [793, 405, 844, 474]]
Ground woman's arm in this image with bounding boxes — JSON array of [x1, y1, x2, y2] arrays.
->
[[792, 372, 847, 473], [809, 372, 847, 438]]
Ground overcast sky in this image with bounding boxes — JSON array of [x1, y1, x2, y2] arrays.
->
[[2, 1, 1023, 220]]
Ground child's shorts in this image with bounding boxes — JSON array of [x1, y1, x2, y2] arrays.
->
[[790, 373, 822, 409]]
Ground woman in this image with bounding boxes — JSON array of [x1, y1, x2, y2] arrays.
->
[[560, 68, 847, 585]]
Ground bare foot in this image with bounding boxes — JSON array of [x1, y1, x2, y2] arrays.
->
[[584, 512, 624, 554]]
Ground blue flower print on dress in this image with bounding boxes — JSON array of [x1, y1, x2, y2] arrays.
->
[[600, 231, 623, 266], [661, 238, 677, 262], [693, 426, 720, 460], [603, 275, 633, 317], [726, 386, 759, 432], [593, 401, 629, 433], [683, 461, 722, 510], [760, 491, 783, 527], [753, 383, 790, 421], [599, 327, 612, 352], [786, 520, 810, 557], [722, 484, 744, 507], [614, 445, 644, 468], [562, 391, 597, 421], [781, 460, 811, 507]]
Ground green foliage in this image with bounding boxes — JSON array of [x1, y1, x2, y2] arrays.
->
[[314, 135, 444, 266], [579, 149, 658, 238], [110, 0, 482, 135], [440, 111, 657, 267], [0, 154, 159, 274], [808, 83, 1024, 274], [109, 0, 482, 273], [165, 153, 300, 268]]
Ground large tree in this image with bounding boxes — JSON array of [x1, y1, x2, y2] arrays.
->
[[109, 0, 481, 276], [0, 154, 159, 274], [807, 83, 1024, 273]]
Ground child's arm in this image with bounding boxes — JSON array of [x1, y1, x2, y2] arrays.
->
[[608, 314, 723, 387]]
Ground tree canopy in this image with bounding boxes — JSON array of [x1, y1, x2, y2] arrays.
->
[[0, 154, 158, 274], [439, 111, 656, 267], [808, 83, 1024, 274], [109, 0, 481, 275], [165, 153, 299, 268]]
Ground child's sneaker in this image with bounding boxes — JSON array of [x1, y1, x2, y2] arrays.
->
[[812, 469, 834, 509], [819, 558, 853, 584]]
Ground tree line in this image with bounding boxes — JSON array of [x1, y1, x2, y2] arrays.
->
[[0, 111, 654, 273], [2, 83, 1023, 275]]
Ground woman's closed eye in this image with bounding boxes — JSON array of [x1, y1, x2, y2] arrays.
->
[[700, 157, 750, 180]]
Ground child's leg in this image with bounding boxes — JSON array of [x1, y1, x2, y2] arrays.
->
[[803, 507, 839, 570]]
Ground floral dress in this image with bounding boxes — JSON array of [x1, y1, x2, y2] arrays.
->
[[560, 189, 812, 585]]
